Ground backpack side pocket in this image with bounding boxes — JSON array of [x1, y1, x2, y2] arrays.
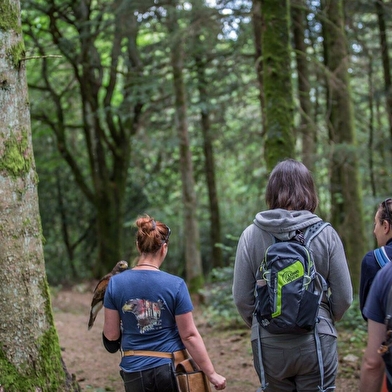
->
[[255, 282, 271, 326], [296, 289, 320, 331]]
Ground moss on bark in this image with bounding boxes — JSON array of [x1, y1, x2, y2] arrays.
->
[[0, 130, 32, 177], [7, 40, 25, 68], [0, 0, 21, 34], [0, 278, 67, 391]]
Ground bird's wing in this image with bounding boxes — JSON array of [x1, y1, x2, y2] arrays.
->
[[87, 261, 128, 330], [88, 276, 110, 330], [90, 275, 111, 308]]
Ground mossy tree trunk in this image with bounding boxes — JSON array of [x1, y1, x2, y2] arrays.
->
[[321, 0, 366, 292], [260, 0, 295, 171], [0, 0, 78, 390], [166, 0, 204, 292]]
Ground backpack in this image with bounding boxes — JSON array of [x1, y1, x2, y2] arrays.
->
[[254, 220, 330, 334], [254, 221, 330, 391]]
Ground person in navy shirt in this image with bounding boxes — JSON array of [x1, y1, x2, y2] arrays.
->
[[360, 198, 392, 320], [103, 215, 226, 392], [360, 260, 392, 391]]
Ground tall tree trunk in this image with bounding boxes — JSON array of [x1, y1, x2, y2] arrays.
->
[[291, 0, 316, 171], [0, 1, 77, 390], [195, 54, 224, 269], [321, 0, 366, 292], [375, 0, 392, 146], [167, 1, 204, 292], [261, 0, 295, 171]]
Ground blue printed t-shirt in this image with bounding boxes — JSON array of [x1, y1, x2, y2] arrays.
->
[[104, 269, 194, 372]]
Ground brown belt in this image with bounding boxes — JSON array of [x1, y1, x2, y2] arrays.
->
[[122, 349, 189, 368], [122, 350, 172, 358]]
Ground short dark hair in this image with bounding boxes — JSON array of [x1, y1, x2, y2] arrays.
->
[[265, 159, 318, 212]]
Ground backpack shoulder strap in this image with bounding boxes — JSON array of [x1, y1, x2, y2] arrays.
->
[[304, 221, 331, 247], [374, 246, 391, 269]]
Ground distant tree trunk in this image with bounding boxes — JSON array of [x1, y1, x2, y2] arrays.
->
[[291, 0, 316, 171], [252, 0, 266, 136], [261, 0, 295, 171], [191, 0, 223, 269], [321, 0, 366, 292], [56, 173, 77, 278], [367, 55, 377, 197], [166, 0, 204, 292], [375, 92, 389, 193], [0, 1, 77, 390], [375, 0, 392, 147], [304, 14, 322, 138]]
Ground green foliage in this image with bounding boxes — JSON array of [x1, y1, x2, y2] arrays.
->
[[334, 297, 367, 378], [336, 297, 368, 361], [338, 297, 367, 334], [199, 265, 244, 329], [338, 298, 367, 338]]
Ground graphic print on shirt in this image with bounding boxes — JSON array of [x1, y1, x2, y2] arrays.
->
[[122, 298, 164, 333]]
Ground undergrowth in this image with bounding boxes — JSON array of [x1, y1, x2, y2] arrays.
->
[[199, 265, 244, 329]]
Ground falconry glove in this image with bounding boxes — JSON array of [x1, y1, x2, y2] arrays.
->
[[102, 332, 121, 353]]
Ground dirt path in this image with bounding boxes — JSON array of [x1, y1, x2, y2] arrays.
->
[[52, 285, 359, 392]]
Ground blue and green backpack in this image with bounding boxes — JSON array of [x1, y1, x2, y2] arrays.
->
[[255, 221, 330, 334]]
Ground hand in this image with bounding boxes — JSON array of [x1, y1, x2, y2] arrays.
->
[[209, 373, 226, 390]]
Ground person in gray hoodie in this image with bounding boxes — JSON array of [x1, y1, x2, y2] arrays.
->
[[232, 159, 352, 392]]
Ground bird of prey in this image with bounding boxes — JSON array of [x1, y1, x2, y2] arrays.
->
[[88, 260, 128, 330]]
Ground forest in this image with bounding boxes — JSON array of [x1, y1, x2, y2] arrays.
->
[[17, 0, 391, 293], [0, 0, 392, 390]]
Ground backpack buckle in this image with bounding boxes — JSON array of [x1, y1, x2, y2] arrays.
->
[[378, 330, 392, 354]]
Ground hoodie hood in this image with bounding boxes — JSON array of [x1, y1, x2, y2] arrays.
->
[[253, 209, 322, 241]]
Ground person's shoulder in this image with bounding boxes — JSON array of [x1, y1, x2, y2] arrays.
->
[[160, 271, 185, 283], [109, 268, 131, 282], [361, 248, 377, 266], [373, 261, 392, 287], [310, 221, 337, 241]]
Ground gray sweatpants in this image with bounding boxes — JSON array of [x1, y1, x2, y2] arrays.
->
[[251, 332, 337, 392]]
